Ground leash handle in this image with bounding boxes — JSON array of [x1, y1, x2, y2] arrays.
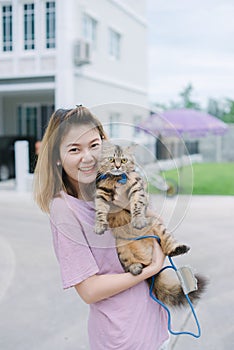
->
[[129, 234, 201, 338], [150, 255, 201, 338]]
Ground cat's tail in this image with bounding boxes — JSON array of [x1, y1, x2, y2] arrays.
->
[[149, 273, 208, 308]]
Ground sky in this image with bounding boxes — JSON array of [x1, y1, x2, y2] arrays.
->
[[147, 0, 234, 108]]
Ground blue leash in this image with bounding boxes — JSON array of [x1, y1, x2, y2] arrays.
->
[[129, 234, 201, 338]]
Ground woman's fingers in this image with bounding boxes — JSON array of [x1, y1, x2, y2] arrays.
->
[[151, 239, 166, 268]]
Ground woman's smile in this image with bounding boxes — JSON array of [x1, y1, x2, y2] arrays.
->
[[78, 163, 97, 175]]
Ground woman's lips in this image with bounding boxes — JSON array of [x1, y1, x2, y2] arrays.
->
[[79, 165, 96, 174]]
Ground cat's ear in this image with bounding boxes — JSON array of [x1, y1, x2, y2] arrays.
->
[[125, 143, 138, 154], [101, 140, 114, 150]]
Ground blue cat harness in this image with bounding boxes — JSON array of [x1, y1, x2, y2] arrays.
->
[[96, 173, 127, 184]]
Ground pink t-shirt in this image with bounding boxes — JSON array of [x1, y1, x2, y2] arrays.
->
[[50, 191, 169, 350]]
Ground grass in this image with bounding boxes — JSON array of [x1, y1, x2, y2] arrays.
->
[[149, 162, 234, 195]]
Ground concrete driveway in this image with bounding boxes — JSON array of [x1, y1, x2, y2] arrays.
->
[[0, 190, 233, 350]]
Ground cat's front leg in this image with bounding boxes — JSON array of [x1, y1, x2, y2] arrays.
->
[[95, 220, 108, 235], [95, 197, 110, 235], [128, 175, 148, 229], [130, 202, 147, 229], [131, 216, 147, 229]]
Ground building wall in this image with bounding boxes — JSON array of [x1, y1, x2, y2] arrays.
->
[[0, 0, 56, 77], [222, 124, 234, 161], [56, 0, 148, 108], [0, 0, 148, 141], [199, 124, 234, 162]]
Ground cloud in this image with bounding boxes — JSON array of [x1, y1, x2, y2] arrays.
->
[[147, 0, 234, 105]]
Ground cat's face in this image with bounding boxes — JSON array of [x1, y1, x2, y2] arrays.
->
[[98, 142, 136, 175]]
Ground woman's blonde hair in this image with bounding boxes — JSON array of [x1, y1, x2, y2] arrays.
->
[[33, 106, 107, 213]]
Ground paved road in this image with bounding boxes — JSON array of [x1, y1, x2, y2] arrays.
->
[[0, 189, 233, 350]]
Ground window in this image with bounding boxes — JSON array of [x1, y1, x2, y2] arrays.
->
[[18, 104, 54, 139], [109, 113, 120, 138], [2, 5, 12, 51], [18, 106, 37, 137], [24, 3, 35, 50], [109, 28, 121, 60], [133, 116, 142, 137], [46, 1, 56, 48], [82, 13, 97, 48], [40, 105, 54, 138], [185, 140, 199, 155]]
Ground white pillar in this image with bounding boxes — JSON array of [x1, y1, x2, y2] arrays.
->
[[55, 0, 75, 108], [15, 141, 29, 192]]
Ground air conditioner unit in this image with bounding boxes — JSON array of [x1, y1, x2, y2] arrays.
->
[[74, 40, 91, 66]]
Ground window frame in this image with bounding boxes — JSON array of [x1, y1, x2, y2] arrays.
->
[[82, 13, 98, 49], [23, 2, 35, 51], [2, 4, 13, 52], [109, 113, 121, 138], [133, 115, 142, 137], [17, 104, 54, 139], [108, 27, 121, 60], [45, 1, 56, 49]]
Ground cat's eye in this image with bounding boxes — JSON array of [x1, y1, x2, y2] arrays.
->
[[108, 157, 115, 163], [121, 158, 128, 163]]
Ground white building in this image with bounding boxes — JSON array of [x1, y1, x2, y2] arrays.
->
[[0, 0, 149, 142]]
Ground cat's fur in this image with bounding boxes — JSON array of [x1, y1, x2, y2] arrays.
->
[[95, 142, 207, 308]]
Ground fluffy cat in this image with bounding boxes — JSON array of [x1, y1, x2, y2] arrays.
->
[[95, 141, 207, 307]]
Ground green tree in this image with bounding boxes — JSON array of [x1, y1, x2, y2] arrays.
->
[[207, 98, 234, 123], [222, 99, 234, 123], [152, 83, 201, 111], [179, 83, 200, 110]]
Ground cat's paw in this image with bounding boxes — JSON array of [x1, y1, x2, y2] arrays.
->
[[129, 263, 144, 275], [169, 244, 190, 257], [132, 216, 147, 230], [95, 222, 108, 235]]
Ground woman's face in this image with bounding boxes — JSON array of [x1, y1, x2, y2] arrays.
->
[[59, 124, 102, 187]]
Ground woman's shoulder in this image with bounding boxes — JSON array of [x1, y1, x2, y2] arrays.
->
[[50, 192, 79, 222], [50, 191, 69, 211], [50, 191, 95, 224]]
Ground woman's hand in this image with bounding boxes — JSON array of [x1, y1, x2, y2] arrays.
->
[[145, 239, 166, 276]]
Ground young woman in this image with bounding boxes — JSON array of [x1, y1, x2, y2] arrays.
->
[[33, 106, 169, 350]]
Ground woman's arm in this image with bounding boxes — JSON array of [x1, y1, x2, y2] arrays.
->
[[76, 176, 165, 304], [75, 240, 165, 304]]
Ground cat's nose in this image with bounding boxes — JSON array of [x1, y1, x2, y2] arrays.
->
[[115, 161, 121, 169]]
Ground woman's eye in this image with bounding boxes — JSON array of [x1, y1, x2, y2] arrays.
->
[[121, 158, 128, 163], [108, 157, 115, 163], [69, 147, 80, 153], [91, 143, 100, 149]]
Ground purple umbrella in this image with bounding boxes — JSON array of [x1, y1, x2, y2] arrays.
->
[[140, 109, 228, 137]]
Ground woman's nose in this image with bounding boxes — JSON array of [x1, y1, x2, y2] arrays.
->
[[81, 150, 93, 162]]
